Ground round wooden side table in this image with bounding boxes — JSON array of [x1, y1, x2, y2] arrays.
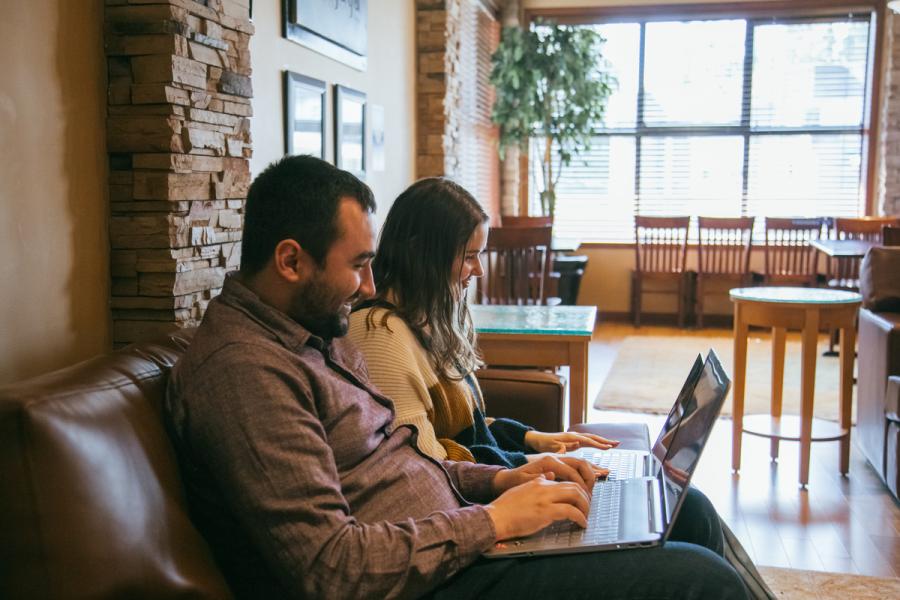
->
[[729, 287, 862, 487]]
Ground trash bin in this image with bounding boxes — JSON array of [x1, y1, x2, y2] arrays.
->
[[552, 255, 588, 305]]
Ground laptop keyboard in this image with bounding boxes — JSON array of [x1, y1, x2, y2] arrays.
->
[[580, 450, 641, 481], [527, 480, 623, 549]]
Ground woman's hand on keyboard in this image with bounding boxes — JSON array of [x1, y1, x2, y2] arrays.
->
[[524, 430, 620, 454], [485, 477, 590, 540]]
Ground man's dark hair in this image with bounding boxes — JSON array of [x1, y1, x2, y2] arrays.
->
[[240, 155, 376, 274]]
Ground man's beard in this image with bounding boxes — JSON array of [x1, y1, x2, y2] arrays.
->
[[287, 276, 353, 340]]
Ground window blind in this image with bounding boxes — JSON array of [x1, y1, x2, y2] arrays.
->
[[456, 0, 501, 220]]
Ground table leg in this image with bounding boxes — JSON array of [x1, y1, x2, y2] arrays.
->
[[799, 308, 820, 487], [839, 324, 856, 475], [568, 340, 588, 427], [732, 303, 749, 473], [771, 326, 787, 461]]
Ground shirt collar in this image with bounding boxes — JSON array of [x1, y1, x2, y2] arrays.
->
[[218, 271, 328, 355]]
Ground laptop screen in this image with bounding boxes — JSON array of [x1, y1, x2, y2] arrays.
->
[[650, 354, 704, 469], [658, 350, 731, 540]]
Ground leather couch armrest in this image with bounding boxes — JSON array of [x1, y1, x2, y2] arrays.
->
[[887, 376, 900, 425], [476, 368, 565, 433]]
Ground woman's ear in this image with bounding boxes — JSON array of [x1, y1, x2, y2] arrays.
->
[[272, 239, 315, 283]]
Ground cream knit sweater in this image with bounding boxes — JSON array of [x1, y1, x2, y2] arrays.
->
[[348, 307, 483, 462]]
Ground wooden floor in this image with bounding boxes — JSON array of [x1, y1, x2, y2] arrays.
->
[[582, 322, 900, 578]]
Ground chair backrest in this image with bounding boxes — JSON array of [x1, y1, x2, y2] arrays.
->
[[500, 215, 554, 229], [477, 225, 553, 305], [834, 216, 899, 241], [697, 216, 754, 277], [634, 215, 690, 274], [884, 225, 900, 247], [763, 217, 822, 285]]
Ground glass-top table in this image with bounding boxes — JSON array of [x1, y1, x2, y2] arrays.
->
[[729, 287, 862, 305], [470, 305, 596, 336], [470, 305, 597, 427], [810, 239, 876, 259], [729, 286, 862, 487]]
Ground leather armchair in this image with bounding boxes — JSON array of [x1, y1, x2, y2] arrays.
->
[[857, 247, 900, 500]]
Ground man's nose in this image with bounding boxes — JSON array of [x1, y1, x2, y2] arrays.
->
[[358, 263, 376, 299]]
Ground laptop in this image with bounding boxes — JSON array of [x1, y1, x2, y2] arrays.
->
[[484, 349, 730, 558], [570, 354, 705, 480]]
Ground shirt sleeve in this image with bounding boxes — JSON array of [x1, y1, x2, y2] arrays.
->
[[349, 313, 449, 462], [179, 345, 496, 600], [440, 459, 505, 504], [488, 417, 534, 453]]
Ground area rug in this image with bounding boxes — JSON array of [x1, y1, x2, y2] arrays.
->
[[759, 566, 900, 599], [594, 333, 855, 422]]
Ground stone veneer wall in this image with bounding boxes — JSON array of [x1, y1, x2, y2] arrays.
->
[[880, 11, 900, 216], [105, 0, 252, 345]]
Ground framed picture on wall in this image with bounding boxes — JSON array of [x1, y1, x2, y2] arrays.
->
[[283, 71, 327, 159], [283, 0, 367, 71], [334, 85, 366, 176]]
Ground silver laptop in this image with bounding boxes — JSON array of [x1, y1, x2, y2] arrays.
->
[[570, 354, 705, 480], [484, 350, 730, 558]]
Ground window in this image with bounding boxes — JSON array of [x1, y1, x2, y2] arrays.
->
[[536, 12, 873, 243]]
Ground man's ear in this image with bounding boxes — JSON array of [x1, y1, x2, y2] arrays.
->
[[272, 239, 316, 283]]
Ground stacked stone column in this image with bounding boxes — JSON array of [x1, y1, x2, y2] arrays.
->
[[105, 0, 252, 345], [416, 0, 453, 178]]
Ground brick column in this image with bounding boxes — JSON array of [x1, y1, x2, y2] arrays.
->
[[880, 12, 900, 216], [105, 0, 252, 345], [416, 0, 454, 178]]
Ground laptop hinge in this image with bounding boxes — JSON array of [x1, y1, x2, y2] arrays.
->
[[648, 478, 665, 534]]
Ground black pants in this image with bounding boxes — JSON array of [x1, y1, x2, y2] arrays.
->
[[428, 487, 749, 600]]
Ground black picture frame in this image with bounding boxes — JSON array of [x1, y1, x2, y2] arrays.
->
[[283, 0, 368, 71], [334, 85, 366, 177], [283, 71, 327, 159]]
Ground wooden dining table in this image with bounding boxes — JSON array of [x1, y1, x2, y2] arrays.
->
[[470, 304, 597, 428]]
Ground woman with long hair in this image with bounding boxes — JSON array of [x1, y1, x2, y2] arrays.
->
[[348, 178, 617, 467]]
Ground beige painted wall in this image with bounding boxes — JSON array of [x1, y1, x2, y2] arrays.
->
[[0, 0, 110, 384], [249, 1, 417, 230]]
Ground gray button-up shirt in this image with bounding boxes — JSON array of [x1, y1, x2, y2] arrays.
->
[[165, 275, 501, 600]]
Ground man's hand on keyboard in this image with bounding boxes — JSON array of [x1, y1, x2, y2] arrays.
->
[[526, 453, 609, 480], [493, 454, 596, 495], [485, 476, 590, 541], [524, 430, 620, 454]]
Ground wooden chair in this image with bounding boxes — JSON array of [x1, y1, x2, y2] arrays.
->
[[884, 224, 900, 246], [827, 217, 900, 289], [761, 217, 823, 286], [632, 216, 691, 327], [500, 215, 554, 228], [497, 215, 562, 299], [695, 216, 754, 328], [476, 225, 555, 306]]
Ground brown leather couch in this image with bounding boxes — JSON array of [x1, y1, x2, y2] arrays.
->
[[0, 328, 649, 598], [857, 246, 900, 500]]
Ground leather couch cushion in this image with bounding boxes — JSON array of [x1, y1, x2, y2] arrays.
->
[[0, 329, 231, 599], [860, 246, 900, 311]]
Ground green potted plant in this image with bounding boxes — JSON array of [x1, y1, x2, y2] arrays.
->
[[490, 21, 615, 218]]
